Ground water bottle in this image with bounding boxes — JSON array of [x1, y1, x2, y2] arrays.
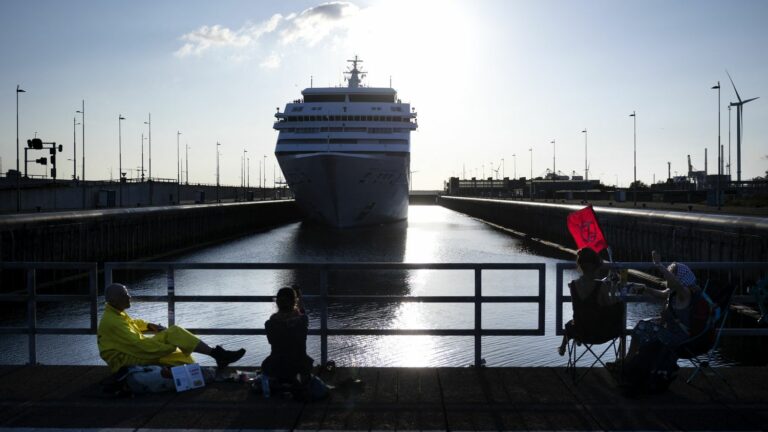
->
[[261, 373, 271, 398]]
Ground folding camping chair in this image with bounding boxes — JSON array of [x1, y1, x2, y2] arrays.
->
[[565, 295, 625, 383], [676, 281, 736, 384]]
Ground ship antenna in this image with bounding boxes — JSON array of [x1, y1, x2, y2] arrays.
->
[[345, 55, 366, 88]]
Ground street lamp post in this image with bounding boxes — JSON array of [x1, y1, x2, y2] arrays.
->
[[144, 114, 151, 180], [582, 128, 588, 202], [262, 155, 267, 200], [118, 115, 125, 207], [73, 116, 80, 180], [529, 148, 534, 200], [242, 149, 248, 198], [216, 142, 221, 203], [185, 142, 190, 185], [141, 133, 146, 182], [629, 110, 637, 206], [712, 82, 721, 207], [550, 139, 556, 180], [16, 85, 26, 212], [176, 131, 181, 204], [76, 101, 85, 209]]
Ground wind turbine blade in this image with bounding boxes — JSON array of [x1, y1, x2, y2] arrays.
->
[[743, 97, 760, 104], [726, 70, 743, 103]]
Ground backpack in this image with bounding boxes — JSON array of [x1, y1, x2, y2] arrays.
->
[[124, 365, 176, 394], [622, 340, 679, 395]]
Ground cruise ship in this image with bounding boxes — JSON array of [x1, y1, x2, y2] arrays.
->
[[274, 57, 418, 228]]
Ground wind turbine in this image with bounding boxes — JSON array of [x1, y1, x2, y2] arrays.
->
[[726, 71, 759, 183]]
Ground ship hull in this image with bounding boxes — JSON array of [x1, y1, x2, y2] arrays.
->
[[277, 152, 409, 228]]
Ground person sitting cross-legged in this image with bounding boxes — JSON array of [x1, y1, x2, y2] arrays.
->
[[97, 283, 245, 373]]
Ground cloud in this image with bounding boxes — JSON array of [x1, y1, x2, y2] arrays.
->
[[174, 24, 253, 58], [279, 2, 360, 46], [174, 2, 360, 61]]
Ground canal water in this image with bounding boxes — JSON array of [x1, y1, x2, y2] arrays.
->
[[1, 205, 733, 367]]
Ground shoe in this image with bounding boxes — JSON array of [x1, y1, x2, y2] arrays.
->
[[210, 345, 246, 369]]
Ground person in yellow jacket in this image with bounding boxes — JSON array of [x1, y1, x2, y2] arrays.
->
[[98, 283, 245, 373]]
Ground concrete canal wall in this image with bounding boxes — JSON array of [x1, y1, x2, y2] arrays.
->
[[0, 200, 301, 263], [438, 196, 768, 262], [0, 178, 287, 213]]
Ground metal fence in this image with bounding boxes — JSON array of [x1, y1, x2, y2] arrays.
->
[[1, 262, 546, 367], [0, 262, 98, 365], [555, 261, 768, 342]]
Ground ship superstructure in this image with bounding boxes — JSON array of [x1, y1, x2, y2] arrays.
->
[[274, 57, 418, 227]]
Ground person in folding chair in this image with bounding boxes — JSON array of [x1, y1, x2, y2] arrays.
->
[[627, 251, 700, 357], [620, 251, 706, 392], [558, 248, 624, 378]]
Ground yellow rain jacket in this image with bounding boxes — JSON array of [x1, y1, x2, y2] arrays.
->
[[97, 303, 199, 373]]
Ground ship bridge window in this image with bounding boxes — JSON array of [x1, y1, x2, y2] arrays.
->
[[330, 138, 357, 144], [277, 139, 326, 144], [304, 94, 345, 102], [349, 94, 396, 103], [354, 115, 361, 121], [291, 107, 303, 112], [390, 106, 402, 112]]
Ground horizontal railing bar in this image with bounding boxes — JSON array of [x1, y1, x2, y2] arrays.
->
[[4, 327, 766, 337], [557, 262, 768, 270], [0, 328, 93, 335], [0, 295, 93, 302], [0, 262, 97, 270], [105, 262, 547, 271], [130, 295, 544, 303], [185, 328, 545, 336]]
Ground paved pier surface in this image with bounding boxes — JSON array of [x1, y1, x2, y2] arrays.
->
[[1, 366, 767, 431]]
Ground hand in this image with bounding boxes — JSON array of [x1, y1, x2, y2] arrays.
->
[[147, 323, 166, 332]]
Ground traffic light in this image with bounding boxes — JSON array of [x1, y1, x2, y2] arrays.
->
[[50, 154, 56, 165], [35, 157, 47, 165], [27, 138, 43, 149]]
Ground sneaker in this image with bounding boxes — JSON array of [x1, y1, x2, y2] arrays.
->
[[210, 345, 246, 369]]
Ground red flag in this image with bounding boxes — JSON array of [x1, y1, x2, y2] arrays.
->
[[567, 206, 608, 252]]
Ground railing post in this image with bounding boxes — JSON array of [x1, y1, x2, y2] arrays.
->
[[104, 263, 113, 289], [320, 267, 328, 365], [538, 264, 546, 335], [474, 268, 482, 368], [89, 264, 98, 332], [26, 268, 37, 365], [167, 266, 176, 326], [555, 264, 563, 335]]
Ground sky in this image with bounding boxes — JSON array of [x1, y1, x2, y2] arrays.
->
[[1, 0, 767, 189]]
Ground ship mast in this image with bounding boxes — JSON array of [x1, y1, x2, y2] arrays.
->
[[345, 55, 366, 88]]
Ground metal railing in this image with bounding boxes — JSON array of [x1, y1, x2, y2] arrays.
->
[[555, 262, 768, 342], [0, 262, 546, 366], [0, 262, 99, 365]]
